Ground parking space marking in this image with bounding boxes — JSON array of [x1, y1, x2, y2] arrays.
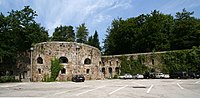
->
[[146, 85, 153, 94], [132, 82, 145, 86], [55, 86, 87, 95], [195, 81, 200, 84], [76, 85, 106, 96], [109, 85, 128, 95], [177, 83, 184, 89]]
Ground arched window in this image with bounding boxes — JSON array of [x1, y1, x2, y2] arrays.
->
[[61, 68, 66, 74], [115, 67, 120, 74], [38, 68, 41, 74], [152, 59, 154, 65], [109, 67, 112, 74], [59, 57, 68, 63], [86, 69, 90, 74], [102, 68, 105, 74], [84, 58, 91, 64], [37, 57, 43, 64]]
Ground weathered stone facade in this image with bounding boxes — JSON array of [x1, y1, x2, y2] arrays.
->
[[26, 42, 166, 81], [101, 52, 165, 78], [31, 42, 102, 81]]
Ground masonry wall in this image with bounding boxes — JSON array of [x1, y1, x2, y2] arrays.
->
[[31, 42, 102, 81], [30, 41, 167, 81], [101, 52, 166, 78]]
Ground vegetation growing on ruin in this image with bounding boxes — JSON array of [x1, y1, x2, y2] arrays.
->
[[50, 58, 63, 81], [120, 56, 149, 75], [162, 46, 200, 73]]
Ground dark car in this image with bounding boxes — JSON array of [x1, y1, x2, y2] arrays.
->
[[72, 74, 85, 82], [188, 72, 199, 79], [143, 72, 155, 79], [169, 71, 188, 79]]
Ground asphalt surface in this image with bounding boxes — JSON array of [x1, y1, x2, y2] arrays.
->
[[0, 79, 200, 98]]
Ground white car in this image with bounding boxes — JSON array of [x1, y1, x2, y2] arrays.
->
[[133, 74, 144, 79], [164, 74, 170, 79], [155, 73, 165, 79], [119, 74, 133, 79]]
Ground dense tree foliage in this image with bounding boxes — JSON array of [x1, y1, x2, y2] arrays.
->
[[76, 23, 89, 43], [87, 30, 101, 50], [0, 6, 48, 73], [162, 46, 200, 73], [52, 24, 101, 50], [51, 25, 75, 42], [104, 9, 200, 55]]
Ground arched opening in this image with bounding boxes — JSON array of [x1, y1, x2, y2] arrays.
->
[[59, 57, 68, 63], [86, 69, 90, 74], [152, 59, 154, 65], [109, 67, 112, 78], [109, 67, 112, 74], [115, 67, 120, 75], [38, 68, 41, 74], [102, 68, 105, 74], [116, 61, 119, 66], [84, 58, 91, 64], [61, 68, 66, 74], [37, 57, 43, 64]]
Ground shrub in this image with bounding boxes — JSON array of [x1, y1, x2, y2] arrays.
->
[[0, 76, 20, 83], [50, 58, 63, 81]]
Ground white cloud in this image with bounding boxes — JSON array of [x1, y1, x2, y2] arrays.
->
[[160, 0, 200, 14], [29, 0, 132, 36], [94, 14, 112, 23]]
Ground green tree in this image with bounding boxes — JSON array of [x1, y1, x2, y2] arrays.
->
[[7, 6, 48, 51], [76, 23, 89, 43], [93, 30, 101, 50], [171, 8, 200, 50], [104, 10, 173, 55], [0, 6, 48, 75], [138, 10, 173, 52], [87, 30, 101, 50], [87, 35, 93, 46], [52, 25, 75, 42]]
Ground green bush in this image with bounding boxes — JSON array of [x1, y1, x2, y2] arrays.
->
[[42, 74, 52, 82], [113, 74, 119, 79], [0, 76, 20, 83], [50, 58, 63, 81]]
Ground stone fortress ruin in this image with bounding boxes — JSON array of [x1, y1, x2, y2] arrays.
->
[[27, 41, 163, 82]]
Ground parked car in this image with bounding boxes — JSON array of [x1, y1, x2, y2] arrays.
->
[[119, 74, 133, 79], [133, 74, 144, 79], [163, 74, 170, 79], [143, 72, 155, 79], [72, 74, 85, 82], [188, 72, 199, 79], [155, 73, 165, 79], [169, 71, 188, 79]]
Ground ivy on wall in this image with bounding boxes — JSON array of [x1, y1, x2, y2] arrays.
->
[[119, 46, 200, 75], [162, 46, 200, 73], [119, 55, 148, 75]]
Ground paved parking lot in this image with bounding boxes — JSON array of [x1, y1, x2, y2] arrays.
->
[[0, 79, 200, 98]]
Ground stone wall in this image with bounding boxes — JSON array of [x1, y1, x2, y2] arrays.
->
[[101, 52, 166, 78], [31, 42, 102, 81], [29, 41, 168, 81]]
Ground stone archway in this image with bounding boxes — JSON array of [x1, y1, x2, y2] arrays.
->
[[115, 67, 120, 75], [102, 67, 105, 77], [109, 67, 112, 78]]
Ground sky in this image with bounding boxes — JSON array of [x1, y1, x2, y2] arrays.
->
[[1, 0, 200, 47]]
